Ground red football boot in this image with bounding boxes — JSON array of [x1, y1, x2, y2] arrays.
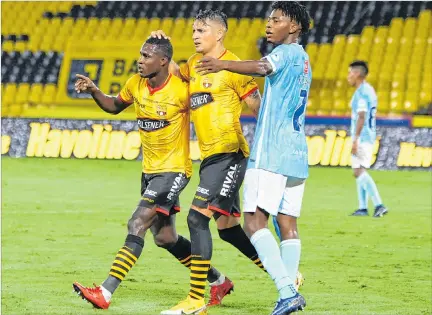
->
[[73, 282, 110, 309], [207, 277, 234, 307]]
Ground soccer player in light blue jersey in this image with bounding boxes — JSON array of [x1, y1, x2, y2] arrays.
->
[[348, 60, 388, 218], [196, 2, 310, 314]]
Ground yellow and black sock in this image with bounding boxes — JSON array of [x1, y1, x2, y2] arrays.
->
[[167, 235, 221, 283], [102, 234, 144, 293], [218, 225, 266, 272], [187, 210, 212, 300]]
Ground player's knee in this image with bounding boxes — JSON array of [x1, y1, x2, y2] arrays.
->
[[153, 233, 176, 249], [187, 210, 210, 230], [277, 216, 299, 240], [353, 168, 364, 178]]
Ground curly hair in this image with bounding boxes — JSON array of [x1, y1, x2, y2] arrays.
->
[[271, 1, 311, 34]]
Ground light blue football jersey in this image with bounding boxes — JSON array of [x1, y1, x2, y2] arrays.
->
[[350, 82, 377, 144], [248, 43, 312, 179]]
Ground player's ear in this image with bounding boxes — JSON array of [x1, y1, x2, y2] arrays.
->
[[290, 21, 299, 34], [160, 56, 169, 67], [216, 28, 224, 42]]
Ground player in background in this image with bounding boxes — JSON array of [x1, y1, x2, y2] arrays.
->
[[195, 2, 311, 314], [72, 37, 224, 312], [152, 9, 267, 315], [348, 61, 388, 217]]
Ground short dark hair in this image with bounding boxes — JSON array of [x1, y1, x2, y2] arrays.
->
[[349, 60, 369, 76], [271, 1, 311, 34], [195, 9, 228, 31], [145, 37, 173, 61]]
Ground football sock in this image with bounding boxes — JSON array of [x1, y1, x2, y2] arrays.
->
[[356, 176, 368, 209], [251, 228, 296, 299], [188, 210, 212, 300], [280, 239, 301, 285], [166, 235, 221, 283], [358, 172, 383, 207], [102, 234, 143, 294], [218, 225, 266, 272], [272, 216, 282, 241]]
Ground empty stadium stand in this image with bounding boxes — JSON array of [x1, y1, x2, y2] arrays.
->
[[1, 1, 431, 118]]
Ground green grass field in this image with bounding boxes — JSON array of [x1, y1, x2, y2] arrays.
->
[[2, 158, 431, 315]]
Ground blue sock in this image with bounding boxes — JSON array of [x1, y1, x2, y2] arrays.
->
[[359, 172, 383, 207], [272, 216, 282, 241], [356, 176, 368, 209], [251, 229, 296, 299], [280, 239, 301, 284]]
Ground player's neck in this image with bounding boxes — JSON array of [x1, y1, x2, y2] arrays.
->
[[203, 44, 226, 59], [355, 79, 365, 88], [148, 70, 170, 89], [282, 34, 299, 45]]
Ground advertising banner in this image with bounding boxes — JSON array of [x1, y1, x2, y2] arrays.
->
[[2, 118, 431, 170]]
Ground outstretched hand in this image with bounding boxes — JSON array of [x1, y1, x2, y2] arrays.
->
[[195, 57, 225, 75], [75, 74, 98, 94]]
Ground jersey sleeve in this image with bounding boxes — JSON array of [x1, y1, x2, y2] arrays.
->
[[356, 98, 368, 113], [263, 45, 291, 75], [117, 75, 136, 105], [230, 73, 259, 100]]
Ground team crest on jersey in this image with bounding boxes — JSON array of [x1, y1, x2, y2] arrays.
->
[[156, 104, 167, 116], [202, 77, 212, 88], [303, 60, 309, 74]]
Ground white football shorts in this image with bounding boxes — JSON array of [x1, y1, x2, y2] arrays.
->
[[243, 168, 305, 218], [351, 142, 373, 169]]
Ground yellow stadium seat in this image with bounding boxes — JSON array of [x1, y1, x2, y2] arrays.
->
[[148, 18, 162, 35], [160, 18, 174, 36], [14, 41, 26, 52], [306, 43, 318, 64], [2, 84, 17, 105], [41, 84, 57, 104], [389, 91, 404, 113], [404, 92, 419, 113], [29, 84, 44, 104], [15, 84, 30, 104], [2, 41, 14, 52], [172, 18, 186, 36]]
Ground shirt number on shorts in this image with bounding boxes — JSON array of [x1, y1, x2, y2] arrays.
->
[[293, 89, 307, 132]]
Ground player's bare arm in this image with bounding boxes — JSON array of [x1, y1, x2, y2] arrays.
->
[[196, 57, 273, 77], [75, 74, 130, 114], [243, 89, 262, 118], [352, 111, 366, 155]]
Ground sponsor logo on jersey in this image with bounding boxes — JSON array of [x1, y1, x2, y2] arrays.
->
[[190, 92, 214, 110], [220, 164, 238, 197], [137, 118, 170, 132], [202, 77, 212, 88]]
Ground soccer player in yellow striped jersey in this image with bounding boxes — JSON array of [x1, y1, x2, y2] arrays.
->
[[151, 10, 272, 315], [71, 37, 227, 311]]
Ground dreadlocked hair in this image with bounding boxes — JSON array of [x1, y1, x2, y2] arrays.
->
[[271, 1, 311, 34]]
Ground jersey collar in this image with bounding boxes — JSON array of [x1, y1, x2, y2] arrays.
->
[[146, 73, 172, 95]]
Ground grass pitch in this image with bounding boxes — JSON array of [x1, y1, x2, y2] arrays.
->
[[2, 158, 431, 315]]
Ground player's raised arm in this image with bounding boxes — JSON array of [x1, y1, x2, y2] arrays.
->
[[75, 74, 131, 114], [196, 57, 273, 77]]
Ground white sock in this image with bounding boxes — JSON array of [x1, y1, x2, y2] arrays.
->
[[250, 228, 296, 299], [209, 274, 226, 287], [100, 285, 112, 302], [280, 239, 301, 284]]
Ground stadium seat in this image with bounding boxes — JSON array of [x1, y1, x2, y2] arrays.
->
[[41, 84, 57, 104]]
